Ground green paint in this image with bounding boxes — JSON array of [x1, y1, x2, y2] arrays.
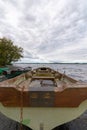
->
[[0, 67, 8, 74], [22, 119, 31, 125]]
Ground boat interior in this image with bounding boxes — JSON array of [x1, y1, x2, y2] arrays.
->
[[0, 67, 87, 107]]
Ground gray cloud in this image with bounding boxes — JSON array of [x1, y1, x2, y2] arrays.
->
[[0, 0, 87, 63]]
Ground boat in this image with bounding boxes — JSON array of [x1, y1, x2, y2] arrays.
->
[[0, 67, 87, 130], [0, 66, 32, 81]]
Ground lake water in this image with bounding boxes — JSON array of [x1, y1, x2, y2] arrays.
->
[[13, 63, 87, 82]]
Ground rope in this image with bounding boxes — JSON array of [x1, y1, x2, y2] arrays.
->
[[20, 86, 25, 130]]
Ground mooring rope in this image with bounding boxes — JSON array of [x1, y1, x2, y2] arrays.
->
[[20, 86, 25, 130]]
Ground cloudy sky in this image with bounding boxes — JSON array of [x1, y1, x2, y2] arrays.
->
[[0, 0, 87, 63]]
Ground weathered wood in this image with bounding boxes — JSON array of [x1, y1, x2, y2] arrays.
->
[[0, 87, 30, 107], [0, 87, 87, 107], [0, 67, 87, 107], [55, 88, 87, 107]]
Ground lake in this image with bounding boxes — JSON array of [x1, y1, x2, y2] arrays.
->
[[13, 63, 87, 82]]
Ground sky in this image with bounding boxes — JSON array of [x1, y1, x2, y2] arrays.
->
[[0, 0, 87, 63]]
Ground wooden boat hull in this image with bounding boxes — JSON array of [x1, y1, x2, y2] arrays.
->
[[0, 86, 87, 107], [0, 100, 87, 130], [1, 84, 87, 130]]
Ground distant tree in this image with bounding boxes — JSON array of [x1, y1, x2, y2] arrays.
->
[[0, 37, 23, 66]]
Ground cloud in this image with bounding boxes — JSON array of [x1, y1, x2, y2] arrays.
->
[[0, 0, 87, 63]]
